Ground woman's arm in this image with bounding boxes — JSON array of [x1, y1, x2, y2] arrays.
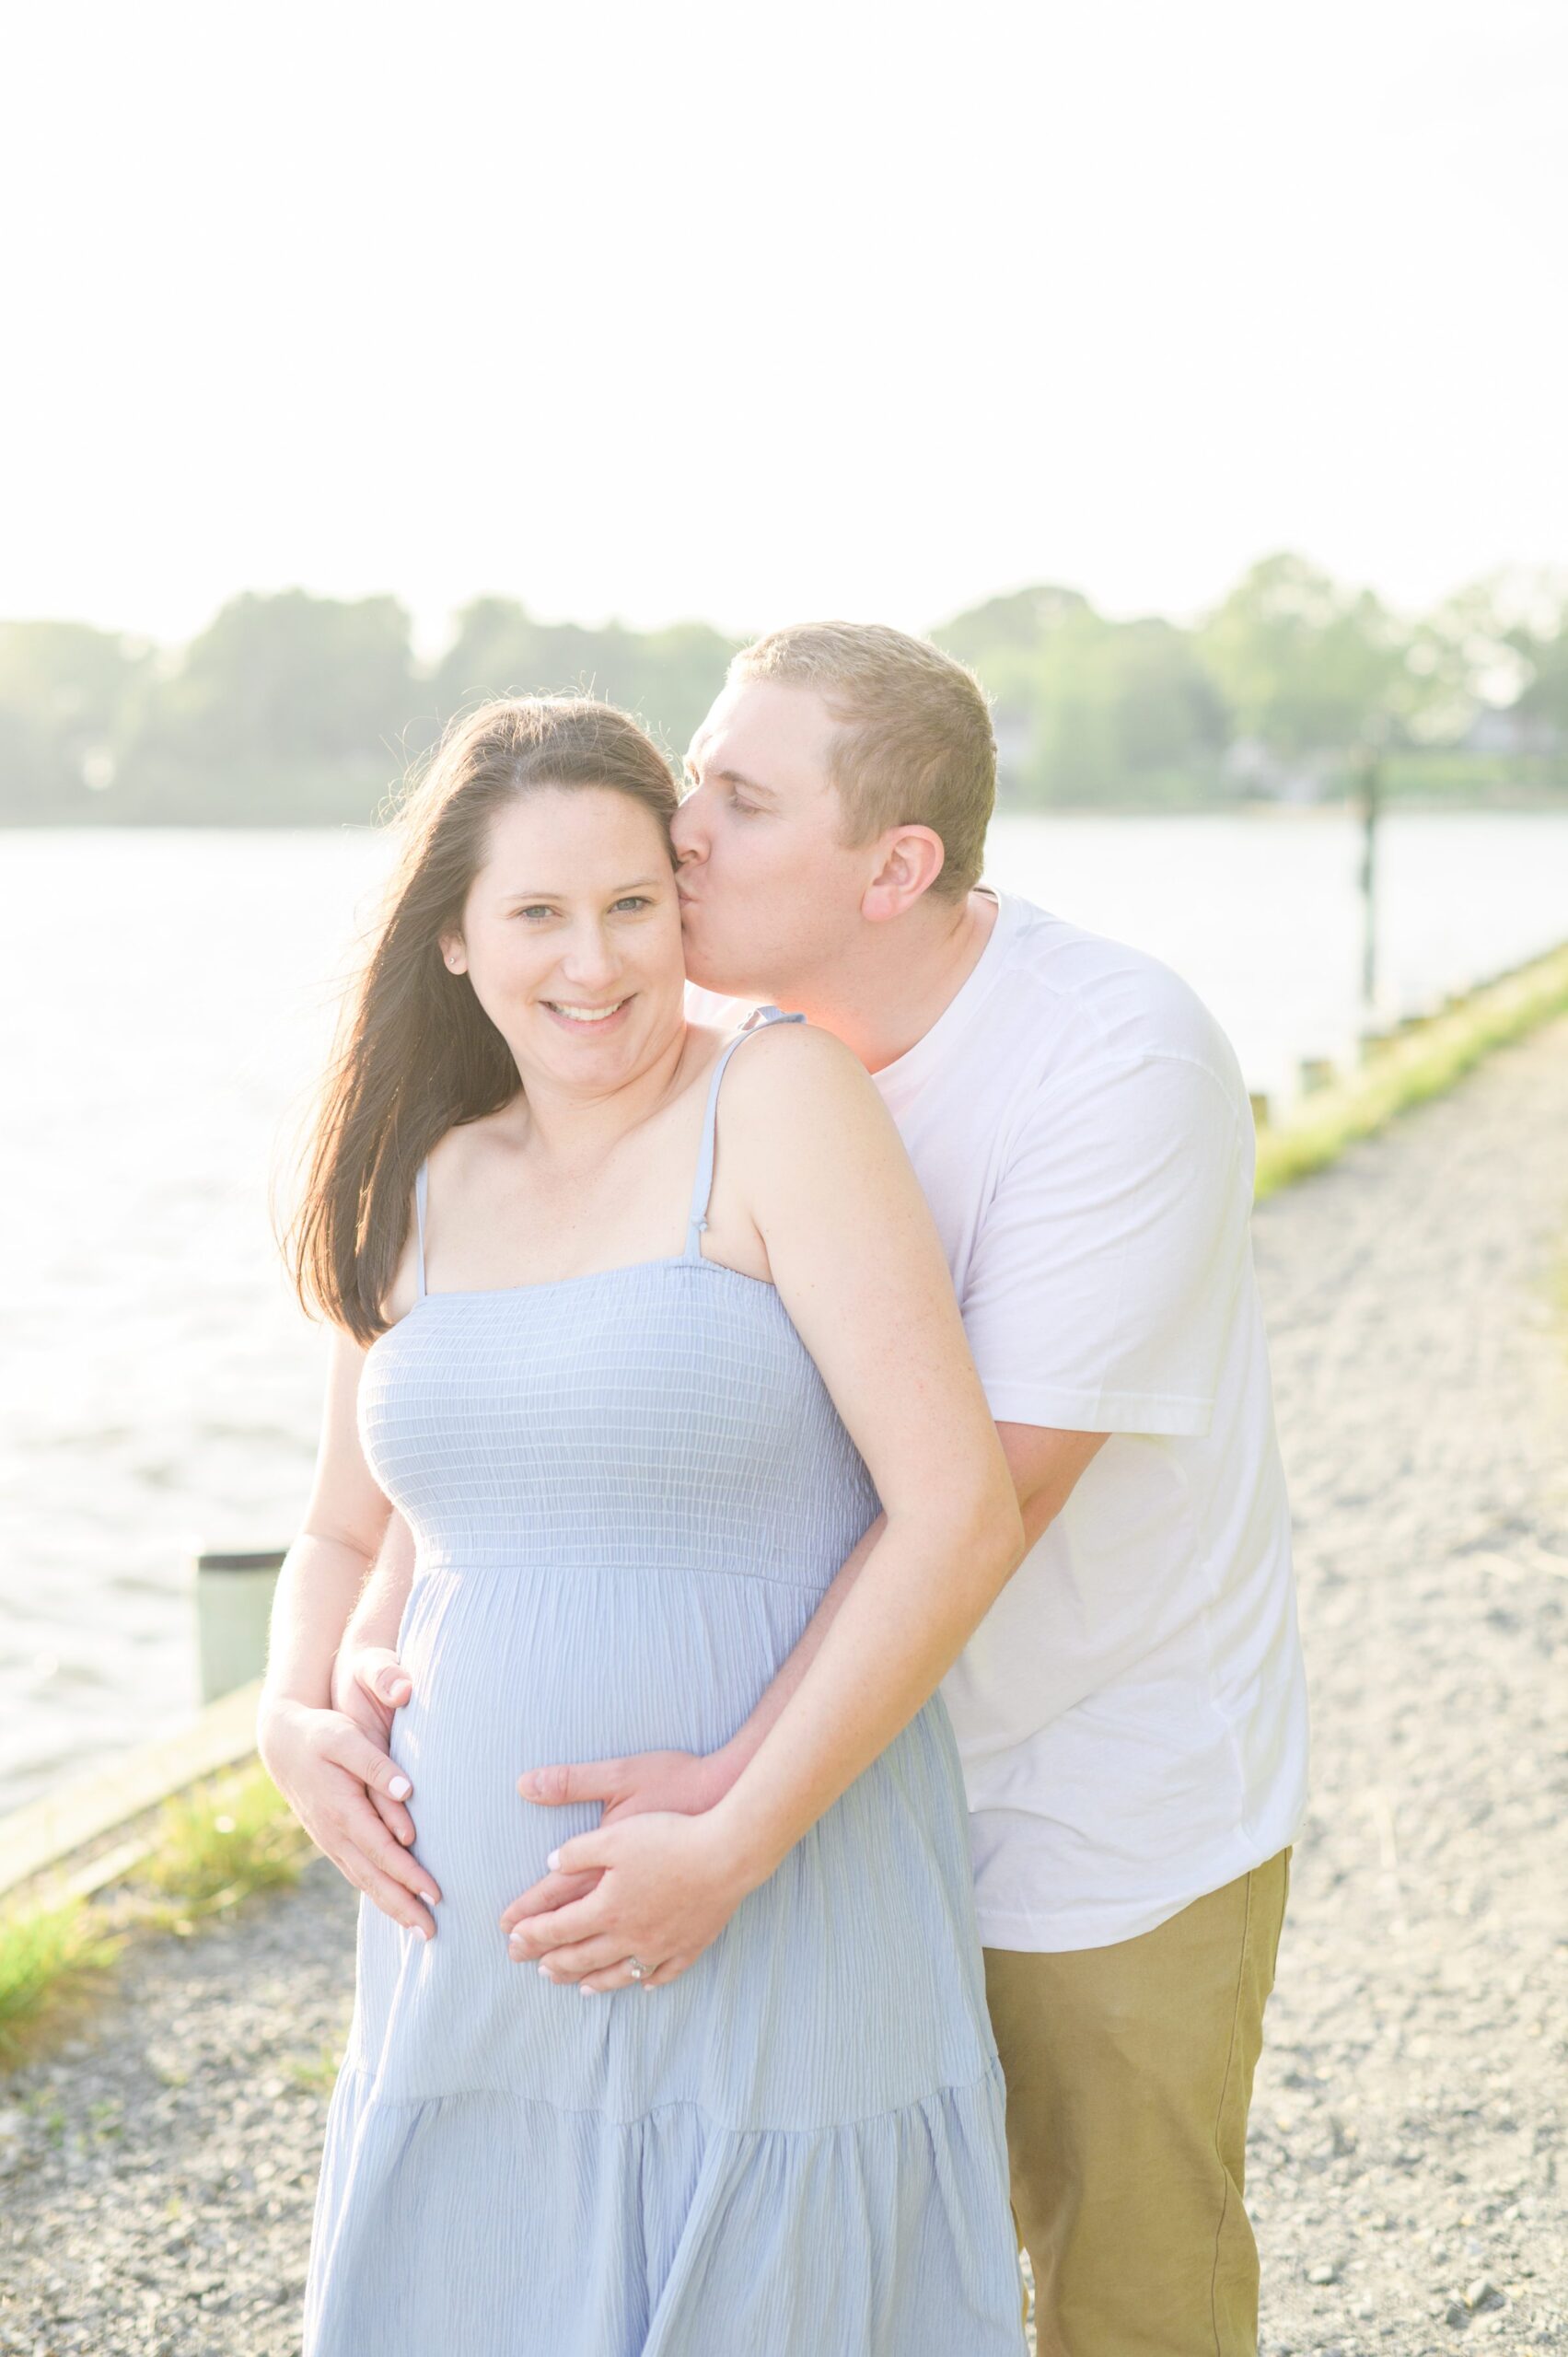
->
[[256, 1331, 443, 1935], [331, 1508, 418, 1724], [262, 1330, 389, 1708], [507, 1023, 1026, 1987]]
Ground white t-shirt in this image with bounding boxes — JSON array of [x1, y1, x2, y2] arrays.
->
[[695, 890, 1309, 1953]]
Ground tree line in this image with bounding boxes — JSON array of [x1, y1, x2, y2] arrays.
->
[[2, 555, 1564, 825]]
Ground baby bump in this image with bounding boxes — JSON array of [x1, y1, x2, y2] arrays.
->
[[362, 1568, 995, 2124], [387, 1563, 820, 1907]]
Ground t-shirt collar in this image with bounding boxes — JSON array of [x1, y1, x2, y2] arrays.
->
[[872, 887, 1022, 1107]]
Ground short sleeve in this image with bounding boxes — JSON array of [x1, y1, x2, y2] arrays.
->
[[960, 1051, 1250, 1437]]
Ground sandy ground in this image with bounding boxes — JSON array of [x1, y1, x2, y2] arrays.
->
[[2, 1020, 1564, 2356], [1245, 1016, 1568, 2354]]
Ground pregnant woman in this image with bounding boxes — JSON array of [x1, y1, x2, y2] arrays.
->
[[260, 696, 1028, 2353]]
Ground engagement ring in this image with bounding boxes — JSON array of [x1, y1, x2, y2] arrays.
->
[[626, 1956, 647, 1984]]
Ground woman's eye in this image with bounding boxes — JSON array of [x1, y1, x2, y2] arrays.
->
[[612, 895, 652, 913], [517, 904, 554, 922]]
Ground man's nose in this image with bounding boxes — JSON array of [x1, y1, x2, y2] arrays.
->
[[670, 794, 707, 865]]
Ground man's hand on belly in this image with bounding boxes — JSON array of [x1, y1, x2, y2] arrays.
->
[[499, 1807, 757, 1993], [517, 1747, 730, 1826], [503, 1748, 735, 1960]]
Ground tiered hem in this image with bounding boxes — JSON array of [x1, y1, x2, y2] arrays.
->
[[305, 2056, 1026, 2355]]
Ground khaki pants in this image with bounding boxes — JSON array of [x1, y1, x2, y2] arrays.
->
[[982, 1850, 1291, 2357]]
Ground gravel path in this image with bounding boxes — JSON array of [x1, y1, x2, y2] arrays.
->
[[1247, 1016, 1568, 2354], [3, 1020, 1565, 2355]]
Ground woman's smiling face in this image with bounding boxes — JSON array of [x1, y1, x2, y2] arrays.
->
[[441, 785, 685, 1094]]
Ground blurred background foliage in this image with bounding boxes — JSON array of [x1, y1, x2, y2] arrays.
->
[[3, 553, 1564, 826]]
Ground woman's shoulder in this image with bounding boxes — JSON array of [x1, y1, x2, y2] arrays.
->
[[718, 1014, 881, 1133], [711, 1014, 925, 1249], [727, 1010, 865, 1073]]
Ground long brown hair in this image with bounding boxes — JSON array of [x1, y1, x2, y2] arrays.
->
[[289, 696, 679, 1341]]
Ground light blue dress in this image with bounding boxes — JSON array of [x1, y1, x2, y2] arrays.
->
[[303, 1010, 1026, 2355]]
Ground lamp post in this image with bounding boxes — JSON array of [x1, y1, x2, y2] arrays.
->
[[1353, 735, 1384, 1010]]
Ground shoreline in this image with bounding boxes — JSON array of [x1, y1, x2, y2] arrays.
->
[[4, 795, 1568, 834], [1254, 935, 1568, 1192]]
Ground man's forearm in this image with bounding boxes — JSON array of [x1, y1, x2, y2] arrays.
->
[[342, 1512, 417, 1655], [261, 1535, 378, 1712], [715, 1515, 886, 1778], [707, 1481, 1023, 1891], [715, 1424, 1106, 1790]]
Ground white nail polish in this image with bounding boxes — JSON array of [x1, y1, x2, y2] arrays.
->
[[389, 1775, 412, 1799]]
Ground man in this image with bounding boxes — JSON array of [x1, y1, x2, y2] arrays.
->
[[337, 623, 1307, 2353]]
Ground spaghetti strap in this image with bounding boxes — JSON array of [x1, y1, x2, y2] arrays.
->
[[413, 1162, 429, 1301], [683, 1005, 806, 1260]]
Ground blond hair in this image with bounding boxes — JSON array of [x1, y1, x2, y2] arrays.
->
[[728, 621, 994, 898]]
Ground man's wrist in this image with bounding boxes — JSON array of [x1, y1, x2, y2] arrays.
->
[[703, 1780, 794, 1898], [703, 1734, 752, 1806]]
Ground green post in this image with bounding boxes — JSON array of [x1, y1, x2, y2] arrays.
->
[[194, 1548, 285, 1703]]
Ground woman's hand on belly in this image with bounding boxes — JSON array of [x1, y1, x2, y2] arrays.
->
[[258, 1695, 442, 1939], [498, 1809, 757, 1993], [330, 1639, 417, 1849]]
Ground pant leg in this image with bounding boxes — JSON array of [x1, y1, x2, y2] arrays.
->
[[982, 1849, 1291, 2357]]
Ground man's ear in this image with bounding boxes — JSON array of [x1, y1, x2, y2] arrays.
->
[[861, 826, 947, 923]]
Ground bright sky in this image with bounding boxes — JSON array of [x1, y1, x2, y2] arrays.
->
[[5, 0, 1564, 651]]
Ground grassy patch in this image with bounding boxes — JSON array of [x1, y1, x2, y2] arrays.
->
[[139, 1760, 310, 1926], [288, 2039, 344, 2095], [1256, 942, 1568, 1200], [0, 1896, 124, 2072], [0, 1761, 311, 2075]]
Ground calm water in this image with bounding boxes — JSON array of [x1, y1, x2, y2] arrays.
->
[[4, 811, 1568, 1812]]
